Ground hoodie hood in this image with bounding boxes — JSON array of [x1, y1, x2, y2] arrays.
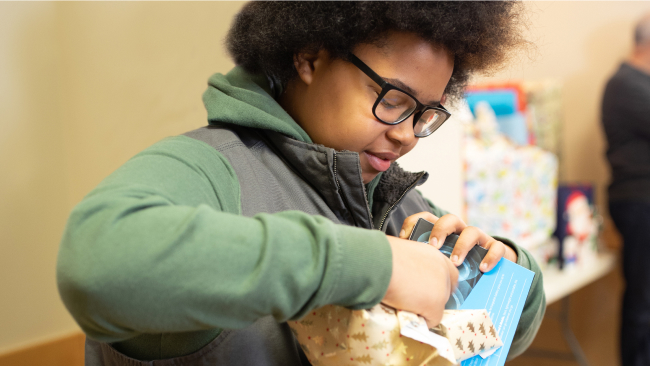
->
[[202, 66, 312, 143]]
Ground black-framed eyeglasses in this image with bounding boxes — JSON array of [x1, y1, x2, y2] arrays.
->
[[348, 53, 451, 138]]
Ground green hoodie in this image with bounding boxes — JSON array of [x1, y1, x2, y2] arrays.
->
[[57, 66, 545, 363]]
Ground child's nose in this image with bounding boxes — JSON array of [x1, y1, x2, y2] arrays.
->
[[386, 115, 418, 146]]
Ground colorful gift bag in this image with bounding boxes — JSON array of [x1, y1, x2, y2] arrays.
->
[[463, 102, 558, 250]]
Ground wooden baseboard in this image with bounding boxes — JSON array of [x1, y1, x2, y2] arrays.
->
[[0, 332, 85, 366]]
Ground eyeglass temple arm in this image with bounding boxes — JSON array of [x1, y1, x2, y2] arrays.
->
[[347, 54, 388, 89]]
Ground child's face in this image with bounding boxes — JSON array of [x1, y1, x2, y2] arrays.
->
[[286, 31, 454, 184]]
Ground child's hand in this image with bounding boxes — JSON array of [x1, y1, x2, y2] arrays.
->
[[382, 235, 459, 328], [399, 212, 518, 273]]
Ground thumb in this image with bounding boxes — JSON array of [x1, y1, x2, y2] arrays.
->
[[423, 312, 444, 329]]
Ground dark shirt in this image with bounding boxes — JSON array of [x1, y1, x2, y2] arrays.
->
[[602, 62, 650, 201]]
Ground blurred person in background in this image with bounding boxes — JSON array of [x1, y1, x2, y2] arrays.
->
[[602, 13, 650, 366]]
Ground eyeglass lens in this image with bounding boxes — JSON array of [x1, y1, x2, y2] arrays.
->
[[414, 108, 446, 137], [375, 89, 418, 123], [375, 88, 446, 137]]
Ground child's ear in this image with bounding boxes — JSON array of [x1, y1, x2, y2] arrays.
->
[[293, 49, 329, 86]]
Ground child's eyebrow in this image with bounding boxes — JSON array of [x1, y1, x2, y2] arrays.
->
[[383, 77, 441, 106]]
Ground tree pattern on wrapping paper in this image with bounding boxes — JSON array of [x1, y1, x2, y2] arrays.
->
[[292, 305, 501, 365], [351, 332, 368, 342], [390, 324, 402, 340], [393, 342, 408, 355], [467, 322, 475, 332], [371, 340, 389, 350], [479, 322, 486, 336], [489, 325, 497, 338], [355, 354, 373, 364]]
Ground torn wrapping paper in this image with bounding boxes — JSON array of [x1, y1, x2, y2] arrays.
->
[[396, 310, 457, 364], [429, 309, 503, 362], [289, 304, 450, 366], [289, 304, 502, 366]]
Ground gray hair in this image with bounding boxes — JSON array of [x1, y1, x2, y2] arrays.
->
[[634, 14, 650, 46]]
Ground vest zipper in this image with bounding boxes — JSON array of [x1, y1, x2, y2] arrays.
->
[[333, 153, 341, 190], [377, 171, 426, 231], [333, 152, 375, 229]]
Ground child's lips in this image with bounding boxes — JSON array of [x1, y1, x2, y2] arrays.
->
[[364, 151, 397, 172]]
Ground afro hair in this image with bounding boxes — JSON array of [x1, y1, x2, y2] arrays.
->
[[226, 1, 527, 100]]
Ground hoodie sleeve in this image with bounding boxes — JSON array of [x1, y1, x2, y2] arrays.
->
[[421, 193, 546, 359], [56, 136, 393, 343]]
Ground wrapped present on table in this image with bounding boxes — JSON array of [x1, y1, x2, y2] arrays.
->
[[290, 304, 502, 366], [463, 102, 558, 250], [465, 84, 529, 146], [522, 80, 563, 158]]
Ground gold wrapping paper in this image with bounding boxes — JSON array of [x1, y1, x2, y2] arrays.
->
[[290, 305, 502, 366], [290, 304, 452, 366]]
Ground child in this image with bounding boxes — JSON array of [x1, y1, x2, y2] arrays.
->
[[57, 2, 545, 365]]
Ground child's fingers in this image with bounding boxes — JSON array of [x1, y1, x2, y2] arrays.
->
[[503, 244, 519, 263], [399, 212, 439, 239], [430, 214, 467, 251], [478, 239, 507, 272], [449, 226, 489, 266]]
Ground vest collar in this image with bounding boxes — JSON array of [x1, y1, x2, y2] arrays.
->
[[263, 131, 428, 230]]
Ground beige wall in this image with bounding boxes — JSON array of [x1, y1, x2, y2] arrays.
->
[[0, 2, 72, 353], [57, 1, 245, 208], [0, 1, 246, 354], [1, 1, 649, 354]]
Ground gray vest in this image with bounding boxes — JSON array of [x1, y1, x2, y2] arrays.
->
[[85, 126, 430, 365]]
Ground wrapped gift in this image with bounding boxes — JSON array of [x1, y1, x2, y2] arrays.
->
[[290, 304, 502, 366], [463, 102, 558, 250], [522, 80, 563, 158]]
